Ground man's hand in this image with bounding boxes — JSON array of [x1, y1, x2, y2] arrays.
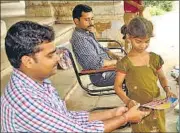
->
[[114, 107, 128, 117], [106, 50, 121, 60], [88, 26, 96, 33], [124, 104, 151, 123], [103, 59, 117, 67]]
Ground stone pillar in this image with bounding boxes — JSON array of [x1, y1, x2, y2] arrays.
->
[[1, 20, 12, 94], [49, 1, 124, 23], [1, 1, 25, 18], [1, 20, 9, 71], [1, 20, 7, 39]]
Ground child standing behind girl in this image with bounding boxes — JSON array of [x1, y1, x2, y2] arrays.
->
[[115, 17, 177, 132]]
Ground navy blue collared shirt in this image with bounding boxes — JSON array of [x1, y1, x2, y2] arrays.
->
[[70, 27, 110, 70]]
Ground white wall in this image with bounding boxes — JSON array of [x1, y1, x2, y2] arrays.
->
[[1, 1, 25, 18]]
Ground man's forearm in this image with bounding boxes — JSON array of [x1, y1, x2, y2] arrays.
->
[[103, 114, 127, 132], [103, 59, 117, 67], [89, 112, 128, 132], [89, 109, 115, 121]]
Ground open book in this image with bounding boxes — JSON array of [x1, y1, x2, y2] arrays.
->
[[140, 97, 179, 110]]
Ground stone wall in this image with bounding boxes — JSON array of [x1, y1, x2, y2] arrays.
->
[[25, 1, 54, 17], [25, 1, 125, 42], [25, 1, 124, 22], [1, 20, 12, 94]]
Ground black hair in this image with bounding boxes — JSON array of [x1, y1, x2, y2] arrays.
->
[[72, 4, 92, 19], [5, 21, 55, 68], [121, 17, 154, 39]]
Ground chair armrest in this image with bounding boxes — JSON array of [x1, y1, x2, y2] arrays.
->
[[97, 38, 127, 55], [96, 37, 111, 41], [79, 65, 116, 75], [97, 39, 123, 48]]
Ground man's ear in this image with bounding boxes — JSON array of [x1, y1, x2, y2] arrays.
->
[[74, 18, 80, 25], [21, 55, 34, 68]]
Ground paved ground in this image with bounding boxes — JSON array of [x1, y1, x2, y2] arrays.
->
[[148, 1, 179, 71]]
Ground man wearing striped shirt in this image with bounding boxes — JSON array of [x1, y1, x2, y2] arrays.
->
[[1, 21, 149, 132], [70, 4, 122, 87]]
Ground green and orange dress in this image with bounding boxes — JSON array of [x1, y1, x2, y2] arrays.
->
[[116, 52, 166, 132]]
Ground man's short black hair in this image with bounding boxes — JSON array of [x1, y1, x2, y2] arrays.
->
[[72, 4, 92, 19], [5, 21, 55, 68]]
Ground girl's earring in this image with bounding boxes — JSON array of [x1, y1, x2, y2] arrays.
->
[[126, 34, 130, 39], [126, 35, 130, 43]]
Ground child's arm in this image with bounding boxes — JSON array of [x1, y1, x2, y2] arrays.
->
[[114, 71, 138, 108], [157, 68, 177, 98]]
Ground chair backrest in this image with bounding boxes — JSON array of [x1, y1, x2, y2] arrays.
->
[[68, 42, 83, 73], [65, 42, 90, 91]]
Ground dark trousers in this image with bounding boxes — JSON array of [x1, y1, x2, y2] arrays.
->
[[90, 71, 116, 87]]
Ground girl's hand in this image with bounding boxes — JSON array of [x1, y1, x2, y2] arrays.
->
[[127, 100, 139, 109], [166, 90, 177, 98], [124, 104, 151, 123]]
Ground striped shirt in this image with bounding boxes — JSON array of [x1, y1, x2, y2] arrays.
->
[[1, 69, 104, 132], [70, 27, 110, 70]]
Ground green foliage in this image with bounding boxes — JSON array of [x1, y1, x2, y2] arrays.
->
[[144, 1, 173, 16], [149, 6, 165, 16]]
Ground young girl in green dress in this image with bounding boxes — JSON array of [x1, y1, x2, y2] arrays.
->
[[115, 17, 177, 132]]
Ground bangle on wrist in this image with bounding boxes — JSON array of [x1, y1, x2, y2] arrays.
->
[[126, 99, 132, 106], [163, 86, 171, 92]]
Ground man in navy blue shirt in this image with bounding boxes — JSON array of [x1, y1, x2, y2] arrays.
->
[[71, 4, 120, 87]]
